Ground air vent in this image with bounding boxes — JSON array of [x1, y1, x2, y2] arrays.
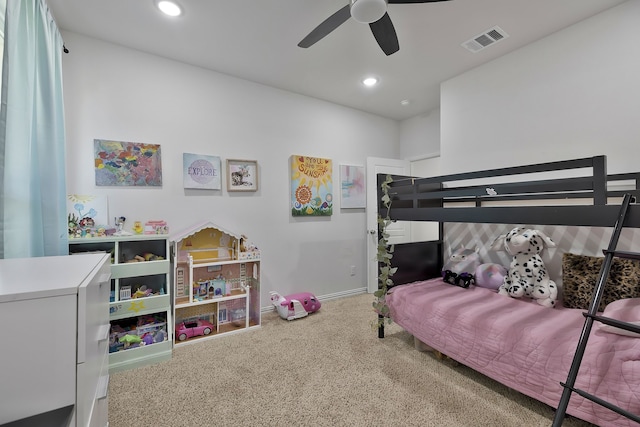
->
[[462, 26, 509, 53]]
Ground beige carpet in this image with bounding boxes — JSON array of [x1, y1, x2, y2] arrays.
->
[[108, 293, 595, 427]]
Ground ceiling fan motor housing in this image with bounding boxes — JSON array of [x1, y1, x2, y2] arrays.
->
[[351, 0, 388, 24]]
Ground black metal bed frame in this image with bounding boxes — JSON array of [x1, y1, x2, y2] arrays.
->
[[379, 155, 640, 228], [376, 154, 640, 426]]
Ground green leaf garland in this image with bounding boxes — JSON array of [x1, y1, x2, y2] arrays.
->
[[372, 174, 395, 328]]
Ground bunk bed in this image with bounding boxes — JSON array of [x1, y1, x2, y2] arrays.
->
[[377, 155, 640, 427]]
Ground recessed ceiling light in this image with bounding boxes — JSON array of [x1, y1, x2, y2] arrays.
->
[[157, 0, 182, 17], [362, 77, 378, 87]]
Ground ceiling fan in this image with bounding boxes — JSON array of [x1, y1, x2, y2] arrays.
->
[[298, 0, 452, 56]]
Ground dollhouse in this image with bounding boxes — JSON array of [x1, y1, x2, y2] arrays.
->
[[170, 221, 261, 345]]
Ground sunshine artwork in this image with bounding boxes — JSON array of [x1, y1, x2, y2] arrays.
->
[[290, 155, 333, 216]]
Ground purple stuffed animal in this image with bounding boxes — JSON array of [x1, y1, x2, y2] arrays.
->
[[442, 246, 481, 288]]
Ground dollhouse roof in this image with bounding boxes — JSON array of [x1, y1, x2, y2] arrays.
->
[[169, 220, 241, 243]]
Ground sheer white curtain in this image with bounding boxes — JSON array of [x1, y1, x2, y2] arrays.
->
[[0, 0, 67, 258]]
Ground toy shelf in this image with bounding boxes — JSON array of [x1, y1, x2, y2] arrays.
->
[[108, 309, 171, 372], [110, 294, 171, 321], [108, 340, 173, 372], [111, 259, 168, 279], [69, 234, 172, 373]]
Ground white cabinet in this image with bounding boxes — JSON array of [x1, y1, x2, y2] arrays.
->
[[69, 235, 172, 373], [0, 253, 111, 426], [171, 222, 261, 345]]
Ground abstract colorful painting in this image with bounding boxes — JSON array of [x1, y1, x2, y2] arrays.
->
[[291, 155, 333, 216], [94, 139, 162, 186], [340, 165, 365, 209], [183, 153, 221, 190]]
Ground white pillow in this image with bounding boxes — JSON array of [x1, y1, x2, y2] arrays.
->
[[600, 321, 640, 337], [599, 297, 640, 337]]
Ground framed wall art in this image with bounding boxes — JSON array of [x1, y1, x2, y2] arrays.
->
[[340, 164, 365, 209], [227, 159, 258, 192], [290, 155, 333, 216], [67, 194, 108, 227], [183, 153, 222, 190], [94, 139, 162, 186]]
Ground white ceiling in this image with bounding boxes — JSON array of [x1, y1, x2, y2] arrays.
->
[[46, 0, 627, 121]]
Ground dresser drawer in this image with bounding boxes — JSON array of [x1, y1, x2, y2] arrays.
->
[[77, 255, 111, 427], [0, 295, 76, 424]]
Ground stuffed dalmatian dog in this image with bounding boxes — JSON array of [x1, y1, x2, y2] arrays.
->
[[491, 227, 558, 308]]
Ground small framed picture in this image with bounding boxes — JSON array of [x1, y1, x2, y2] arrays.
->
[[227, 159, 258, 192]]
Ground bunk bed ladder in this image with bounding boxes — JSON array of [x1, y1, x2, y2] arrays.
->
[[552, 193, 640, 426]]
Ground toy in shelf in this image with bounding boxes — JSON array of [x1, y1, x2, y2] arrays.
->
[[109, 315, 168, 353], [132, 285, 153, 299], [113, 216, 131, 236], [68, 212, 115, 238], [269, 291, 321, 321], [144, 220, 168, 235], [133, 221, 144, 235], [175, 319, 215, 341], [120, 286, 132, 300], [239, 234, 260, 260], [124, 252, 165, 263]]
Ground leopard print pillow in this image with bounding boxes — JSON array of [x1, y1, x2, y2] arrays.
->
[[562, 253, 640, 311]]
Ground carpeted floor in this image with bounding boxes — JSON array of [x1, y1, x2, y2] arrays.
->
[[108, 293, 595, 426]]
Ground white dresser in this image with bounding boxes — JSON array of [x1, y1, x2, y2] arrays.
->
[[0, 253, 111, 426]]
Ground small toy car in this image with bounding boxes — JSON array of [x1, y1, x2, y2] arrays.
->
[[175, 319, 215, 341]]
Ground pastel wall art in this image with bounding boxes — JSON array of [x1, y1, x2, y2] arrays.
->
[[67, 194, 108, 226], [94, 139, 162, 186], [290, 155, 333, 216], [340, 164, 365, 209], [183, 153, 222, 190]]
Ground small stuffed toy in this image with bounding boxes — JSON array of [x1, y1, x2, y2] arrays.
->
[[474, 263, 508, 290], [442, 246, 481, 288], [491, 227, 558, 308]]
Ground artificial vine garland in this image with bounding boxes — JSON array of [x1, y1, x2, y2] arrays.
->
[[373, 174, 396, 326]]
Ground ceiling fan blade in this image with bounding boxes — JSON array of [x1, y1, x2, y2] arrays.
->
[[388, 0, 451, 3], [369, 12, 399, 56], [298, 5, 351, 48]]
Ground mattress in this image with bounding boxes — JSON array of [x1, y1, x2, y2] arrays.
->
[[386, 278, 640, 426]]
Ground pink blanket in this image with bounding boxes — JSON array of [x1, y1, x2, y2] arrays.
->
[[386, 278, 640, 426]]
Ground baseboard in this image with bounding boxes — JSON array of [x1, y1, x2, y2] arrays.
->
[[317, 287, 368, 301], [260, 287, 368, 313]]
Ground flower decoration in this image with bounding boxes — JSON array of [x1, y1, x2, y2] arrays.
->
[[295, 185, 312, 205]]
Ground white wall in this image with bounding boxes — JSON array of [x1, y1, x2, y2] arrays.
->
[[435, 0, 640, 287], [400, 108, 440, 161], [61, 32, 400, 309], [440, 0, 640, 175]]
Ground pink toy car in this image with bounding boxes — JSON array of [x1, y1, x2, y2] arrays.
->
[[175, 319, 214, 341], [269, 291, 321, 320]]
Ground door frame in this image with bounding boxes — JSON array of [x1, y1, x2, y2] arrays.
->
[[366, 157, 410, 294]]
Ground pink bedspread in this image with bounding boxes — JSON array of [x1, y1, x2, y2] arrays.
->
[[386, 278, 640, 426]]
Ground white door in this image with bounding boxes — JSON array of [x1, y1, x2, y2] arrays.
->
[[366, 157, 410, 293]]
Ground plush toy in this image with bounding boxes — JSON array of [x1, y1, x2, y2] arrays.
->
[[474, 263, 508, 290], [491, 227, 558, 308], [442, 246, 481, 288], [270, 291, 321, 320]]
